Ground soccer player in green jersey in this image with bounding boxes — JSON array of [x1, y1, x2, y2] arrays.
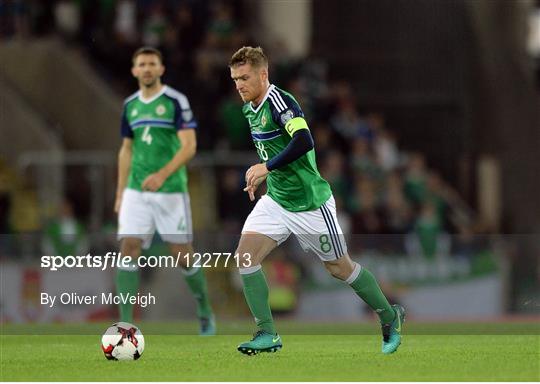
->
[[115, 47, 215, 335], [229, 46, 405, 354]]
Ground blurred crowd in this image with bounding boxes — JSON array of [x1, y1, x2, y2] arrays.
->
[[0, 0, 476, 258]]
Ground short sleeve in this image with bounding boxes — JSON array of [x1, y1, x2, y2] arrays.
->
[[168, 91, 198, 131], [120, 109, 133, 138]]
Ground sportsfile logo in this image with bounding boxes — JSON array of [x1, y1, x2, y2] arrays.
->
[[40, 252, 253, 271], [41, 252, 130, 271]]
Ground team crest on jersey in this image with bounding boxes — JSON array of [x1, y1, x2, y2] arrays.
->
[[261, 115, 267, 127], [131, 109, 138, 117], [280, 109, 294, 125], [156, 105, 166, 115]]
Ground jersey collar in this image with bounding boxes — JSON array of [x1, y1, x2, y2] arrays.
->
[[138, 85, 167, 104], [250, 84, 275, 113]]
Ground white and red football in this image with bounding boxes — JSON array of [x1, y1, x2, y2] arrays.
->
[[101, 322, 145, 361]]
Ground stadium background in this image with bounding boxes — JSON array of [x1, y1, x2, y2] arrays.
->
[[0, 0, 539, 325]]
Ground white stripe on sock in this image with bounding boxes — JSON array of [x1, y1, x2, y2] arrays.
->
[[239, 264, 262, 275], [345, 262, 362, 285], [181, 265, 200, 276], [118, 263, 139, 272]]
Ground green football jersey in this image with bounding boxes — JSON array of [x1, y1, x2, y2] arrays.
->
[[121, 85, 197, 193], [243, 84, 331, 212]]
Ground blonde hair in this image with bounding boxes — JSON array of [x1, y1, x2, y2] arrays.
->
[[229, 46, 268, 68]]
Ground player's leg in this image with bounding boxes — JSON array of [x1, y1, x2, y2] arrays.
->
[[236, 231, 283, 355], [117, 189, 155, 323], [324, 255, 405, 354], [116, 237, 143, 323], [236, 195, 290, 355], [324, 255, 394, 323], [168, 242, 215, 336], [154, 192, 215, 335], [291, 195, 405, 354], [317, 196, 405, 353], [237, 231, 279, 334]]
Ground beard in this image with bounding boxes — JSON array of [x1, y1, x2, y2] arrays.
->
[[141, 77, 158, 88]]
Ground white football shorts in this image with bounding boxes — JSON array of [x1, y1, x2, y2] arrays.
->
[[118, 188, 193, 248], [242, 194, 348, 261]]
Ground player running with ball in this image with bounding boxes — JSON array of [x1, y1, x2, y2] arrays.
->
[[229, 46, 405, 355]]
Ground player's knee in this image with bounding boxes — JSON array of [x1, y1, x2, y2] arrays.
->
[[235, 247, 260, 268], [235, 233, 277, 267], [325, 265, 348, 280], [170, 243, 192, 257], [121, 238, 142, 259], [324, 260, 353, 281], [234, 239, 258, 267]]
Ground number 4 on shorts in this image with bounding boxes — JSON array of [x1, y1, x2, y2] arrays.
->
[[177, 217, 186, 231]]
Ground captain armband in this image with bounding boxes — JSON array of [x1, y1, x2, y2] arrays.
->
[[284, 117, 309, 137]]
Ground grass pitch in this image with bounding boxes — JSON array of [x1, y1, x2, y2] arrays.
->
[[1, 322, 539, 381]]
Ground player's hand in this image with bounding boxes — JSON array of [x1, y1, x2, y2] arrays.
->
[[243, 175, 266, 201], [245, 163, 269, 188], [142, 171, 167, 192]]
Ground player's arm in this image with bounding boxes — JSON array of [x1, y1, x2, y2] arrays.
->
[[267, 118, 313, 170], [141, 129, 197, 192], [245, 116, 313, 187], [115, 107, 134, 213], [115, 138, 132, 213]]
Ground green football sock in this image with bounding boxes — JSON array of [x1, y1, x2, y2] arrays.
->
[[240, 267, 276, 334], [115, 268, 140, 323], [348, 265, 395, 324], [183, 267, 213, 318]]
